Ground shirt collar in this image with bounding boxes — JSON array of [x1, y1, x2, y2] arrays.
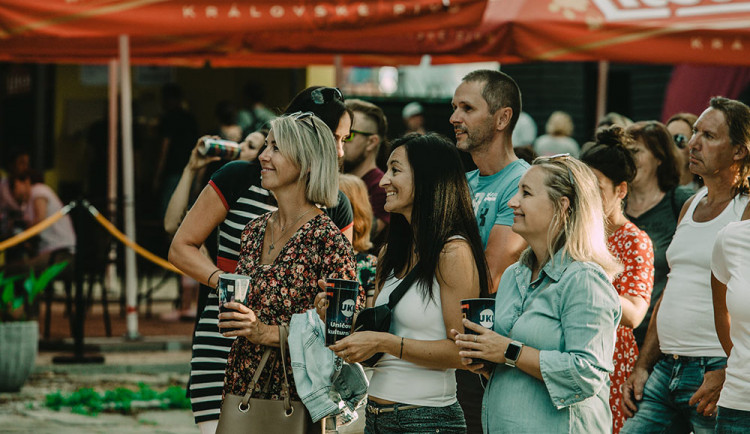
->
[[520, 248, 573, 284]]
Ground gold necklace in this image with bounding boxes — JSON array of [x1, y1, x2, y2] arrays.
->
[[267, 207, 316, 253]]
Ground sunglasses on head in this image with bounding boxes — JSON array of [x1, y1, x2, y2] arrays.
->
[[310, 87, 344, 105], [288, 111, 319, 136], [343, 130, 376, 142], [537, 153, 575, 187], [673, 134, 687, 149]]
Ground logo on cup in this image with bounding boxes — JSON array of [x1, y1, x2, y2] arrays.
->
[[479, 309, 494, 328], [341, 299, 356, 318]]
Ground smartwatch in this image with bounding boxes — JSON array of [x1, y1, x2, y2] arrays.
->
[[504, 341, 524, 368]]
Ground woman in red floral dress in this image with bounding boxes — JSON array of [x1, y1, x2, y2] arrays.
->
[[217, 113, 360, 428], [582, 126, 655, 434]]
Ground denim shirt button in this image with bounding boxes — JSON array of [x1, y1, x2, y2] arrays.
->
[[575, 394, 580, 399], [560, 399, 565, 403]]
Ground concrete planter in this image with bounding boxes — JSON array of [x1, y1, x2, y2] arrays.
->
[[0, 321, 38, 392]]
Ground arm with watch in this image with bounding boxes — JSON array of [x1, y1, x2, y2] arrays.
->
[[455, 319, 543, 381], [453, 264, 621, 407]]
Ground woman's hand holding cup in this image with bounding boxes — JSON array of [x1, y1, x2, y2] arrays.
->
[[452, 319, 508, 368], [219, 302, 266, 343], [314, 280, 329, 322]]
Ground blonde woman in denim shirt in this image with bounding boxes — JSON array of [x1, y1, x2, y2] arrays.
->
[[454, 156, 622, 433]]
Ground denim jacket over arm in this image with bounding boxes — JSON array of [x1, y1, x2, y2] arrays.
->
[[288, 309, 368, 423], [482, 251, 622, 433]]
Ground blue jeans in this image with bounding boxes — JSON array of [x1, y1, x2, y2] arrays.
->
[[364, 400, 466, 434], [716, 407, 750, 433], [621, 355, 726, 434]]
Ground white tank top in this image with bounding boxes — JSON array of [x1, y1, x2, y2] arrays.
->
[[658, 188, 749, 357], [367, 273, 457, 406]]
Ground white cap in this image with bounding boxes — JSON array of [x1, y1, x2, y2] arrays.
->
[[402, 102, 424, 119]]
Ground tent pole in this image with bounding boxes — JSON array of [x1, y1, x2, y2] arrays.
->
[[596, 61, 609, 123], [334, 55, 343, 88], [107, 59, 119, 313], [119, 34, 140, 340]]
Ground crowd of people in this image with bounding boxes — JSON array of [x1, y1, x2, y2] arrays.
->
[[168, 72, 749, 434], [3, 67, 749, 434]]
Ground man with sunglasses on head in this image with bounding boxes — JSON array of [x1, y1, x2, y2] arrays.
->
[[449, 69, 529, 434], [343, 99, 390, 238]]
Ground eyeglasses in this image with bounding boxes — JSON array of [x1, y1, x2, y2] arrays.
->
[[310, 87, 344, 105], [343, 130, 376, 142], [673, 134, 687, 149]]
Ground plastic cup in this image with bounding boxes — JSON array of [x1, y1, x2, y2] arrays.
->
[[325, 279, 360, 346], [461, 298, 495, 335], [218, 273, 250, 332]]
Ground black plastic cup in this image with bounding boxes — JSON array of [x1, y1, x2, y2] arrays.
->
[[461, 298, 496, 335], [218, 274, 250, 333], [325, 278, 360, 346]]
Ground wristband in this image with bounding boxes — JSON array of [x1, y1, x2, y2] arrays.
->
[[208, 269, 222, 288]]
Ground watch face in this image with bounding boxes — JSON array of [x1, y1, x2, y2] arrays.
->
[[505, 342, 522, 361]]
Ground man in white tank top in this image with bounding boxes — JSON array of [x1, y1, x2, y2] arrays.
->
[[621, 97, 750, 434]]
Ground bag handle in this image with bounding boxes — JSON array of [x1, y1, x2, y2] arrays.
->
[[385, 265, 420, 310], [278, 323, 295, 416], [239, 346, 273, 410]]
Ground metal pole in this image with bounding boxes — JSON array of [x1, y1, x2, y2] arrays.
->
[[596, 61, 609, 124], [119, 35, 139, 340], [52, 201, 104, 364], [334, 55, 343, 88], [107, 59, 119, 312]]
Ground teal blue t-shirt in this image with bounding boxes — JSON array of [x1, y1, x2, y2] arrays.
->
[[466, 159, 530, 249]]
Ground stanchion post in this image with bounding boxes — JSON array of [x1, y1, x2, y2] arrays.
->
[[53, 201, 104, 365]]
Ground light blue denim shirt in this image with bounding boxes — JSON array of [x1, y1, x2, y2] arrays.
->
[[288, 309, 368, 423], [482, 250, 621, 434]]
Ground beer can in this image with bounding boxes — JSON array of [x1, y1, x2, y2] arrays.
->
[[199, 138, 241, 160]]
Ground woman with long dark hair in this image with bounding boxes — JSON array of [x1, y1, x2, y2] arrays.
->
[[329, 133, 490, 433]]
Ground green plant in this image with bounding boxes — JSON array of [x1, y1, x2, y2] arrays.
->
[[45, 383, 191, 416], [0, 262, 68, 322]]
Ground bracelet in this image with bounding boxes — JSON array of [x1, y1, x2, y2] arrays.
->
[[208, 269, 222, 288], [399, 337, 404, 359]]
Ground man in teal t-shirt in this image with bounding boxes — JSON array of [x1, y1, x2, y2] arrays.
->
[[450, 70, 529, 292], [449, 69, 530, 434]]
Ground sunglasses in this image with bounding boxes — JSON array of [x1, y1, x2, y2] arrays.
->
[[310, 87, 344, 105], [343, 130, 376, 143], [673, 134, 687, 149], [536, 153, 575, 187], [288, 111, 319, 136]]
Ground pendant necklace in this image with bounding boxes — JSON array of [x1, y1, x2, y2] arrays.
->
[[267, 207, 316, 253]]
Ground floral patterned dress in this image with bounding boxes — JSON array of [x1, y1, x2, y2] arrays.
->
[[608, 221, 654, 434], [224, 212, 359, 401]]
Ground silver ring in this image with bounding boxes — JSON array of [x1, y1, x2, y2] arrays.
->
[[474, 335, 477, 343]]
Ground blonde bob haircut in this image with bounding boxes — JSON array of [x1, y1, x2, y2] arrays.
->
[[519, 155, 622, 280], [269, 113, 339, 208]]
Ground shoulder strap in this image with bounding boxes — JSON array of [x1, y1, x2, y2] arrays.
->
[[240, 346, 273, 405], [386, 265, 420, 310], [669, 188, 679, 220], [278, 324, 293, 414]]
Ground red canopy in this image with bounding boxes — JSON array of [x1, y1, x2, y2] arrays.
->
[[1, 0, 750, 66], [0, 0, 487, 66]]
